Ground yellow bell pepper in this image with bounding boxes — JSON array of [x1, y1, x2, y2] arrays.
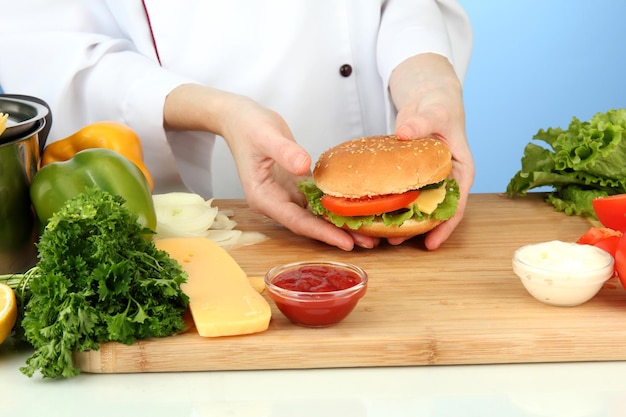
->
[[42, 121, 154, 190]]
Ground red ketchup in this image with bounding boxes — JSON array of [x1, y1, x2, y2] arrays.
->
[[266, 263, 367, 327], [271, 265, 362, 292]]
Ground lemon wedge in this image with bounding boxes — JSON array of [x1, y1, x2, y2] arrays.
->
[[0, 112, 8, 136], [0, 283, 17, 344]]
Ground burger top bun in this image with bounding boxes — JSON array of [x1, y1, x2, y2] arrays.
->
[[313, 135, 452, 198]]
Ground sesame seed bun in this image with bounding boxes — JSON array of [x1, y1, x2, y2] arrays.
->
[[313, 135, 452, 198], [311, 135, 454, 238]]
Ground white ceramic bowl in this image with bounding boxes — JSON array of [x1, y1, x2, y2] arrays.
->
[[512, 240, 614, 307]]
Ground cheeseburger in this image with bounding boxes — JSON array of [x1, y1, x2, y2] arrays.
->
[[298, 135, 459, 238]]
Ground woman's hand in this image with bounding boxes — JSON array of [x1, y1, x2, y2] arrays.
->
[[163, 83, 379, 251], [219, 95, 381, 251], [388, 53, 475, 250]]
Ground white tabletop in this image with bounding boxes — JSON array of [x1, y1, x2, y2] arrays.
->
[[2, 341, 624, 417]]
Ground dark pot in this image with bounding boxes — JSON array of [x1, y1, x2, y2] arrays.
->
[[0, 95, 51, 274]]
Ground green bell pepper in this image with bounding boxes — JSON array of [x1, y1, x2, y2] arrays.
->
[[30, 148, 157, 233]]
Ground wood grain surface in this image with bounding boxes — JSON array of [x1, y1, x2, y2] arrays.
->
[[74, 193, 626, 373]]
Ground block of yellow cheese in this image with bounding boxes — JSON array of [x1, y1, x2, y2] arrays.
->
[[247, 276, 266, 294], [155, 237, 271, 337]]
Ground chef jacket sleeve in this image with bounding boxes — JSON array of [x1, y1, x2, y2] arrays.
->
[[0, 0, 194, 191], [377, 0, 473, 85], [0, 1, 191, 139]]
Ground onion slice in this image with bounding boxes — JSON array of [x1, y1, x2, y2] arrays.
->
[[152, 192, 268, 248]]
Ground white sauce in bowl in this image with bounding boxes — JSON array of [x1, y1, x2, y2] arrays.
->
[[512, 240, 614, 306]]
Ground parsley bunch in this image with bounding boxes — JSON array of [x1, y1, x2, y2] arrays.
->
[[19, 187, 189, 378]]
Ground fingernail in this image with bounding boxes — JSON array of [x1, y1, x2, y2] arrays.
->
[[292, 153, 309, 173], [395, 124, 416, 140], [353, 236, 373, 249]]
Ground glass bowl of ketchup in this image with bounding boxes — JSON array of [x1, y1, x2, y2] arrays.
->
[[264, 261, 368, 327]]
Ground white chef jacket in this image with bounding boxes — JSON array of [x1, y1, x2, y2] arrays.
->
[[0, 0, 472, 198]]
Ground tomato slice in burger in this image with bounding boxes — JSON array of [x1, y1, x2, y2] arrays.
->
[[592, 194, 626, 232], [320, 190, 420, 217]]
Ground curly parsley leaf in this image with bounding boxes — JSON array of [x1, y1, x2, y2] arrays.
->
[[19, 187, 189, 379]]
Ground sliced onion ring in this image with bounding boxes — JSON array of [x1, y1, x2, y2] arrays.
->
[[152, 192, 268, 248]]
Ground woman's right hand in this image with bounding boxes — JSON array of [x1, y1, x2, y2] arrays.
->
[[163, 83, 379, 251]]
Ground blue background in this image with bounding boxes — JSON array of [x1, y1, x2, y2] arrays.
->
[[460, 0, 626, 193]]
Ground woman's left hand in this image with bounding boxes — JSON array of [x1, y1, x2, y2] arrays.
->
[[387, 53, 475, 249]]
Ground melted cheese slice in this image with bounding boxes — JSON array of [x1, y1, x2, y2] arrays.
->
[[155, 237, 271, 337], [412, 184, 447, 214]]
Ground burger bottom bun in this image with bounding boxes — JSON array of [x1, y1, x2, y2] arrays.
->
[[324, 216, 442, 238]]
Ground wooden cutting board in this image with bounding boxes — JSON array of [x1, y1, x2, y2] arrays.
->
[[74, 193, 626, 373]]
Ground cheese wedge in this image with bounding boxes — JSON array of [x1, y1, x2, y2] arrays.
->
[[155, 237, 271, 337], [247, 276, 266, 293]]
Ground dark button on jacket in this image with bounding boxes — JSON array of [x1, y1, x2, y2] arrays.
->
[[339, 64, 353, 77]]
